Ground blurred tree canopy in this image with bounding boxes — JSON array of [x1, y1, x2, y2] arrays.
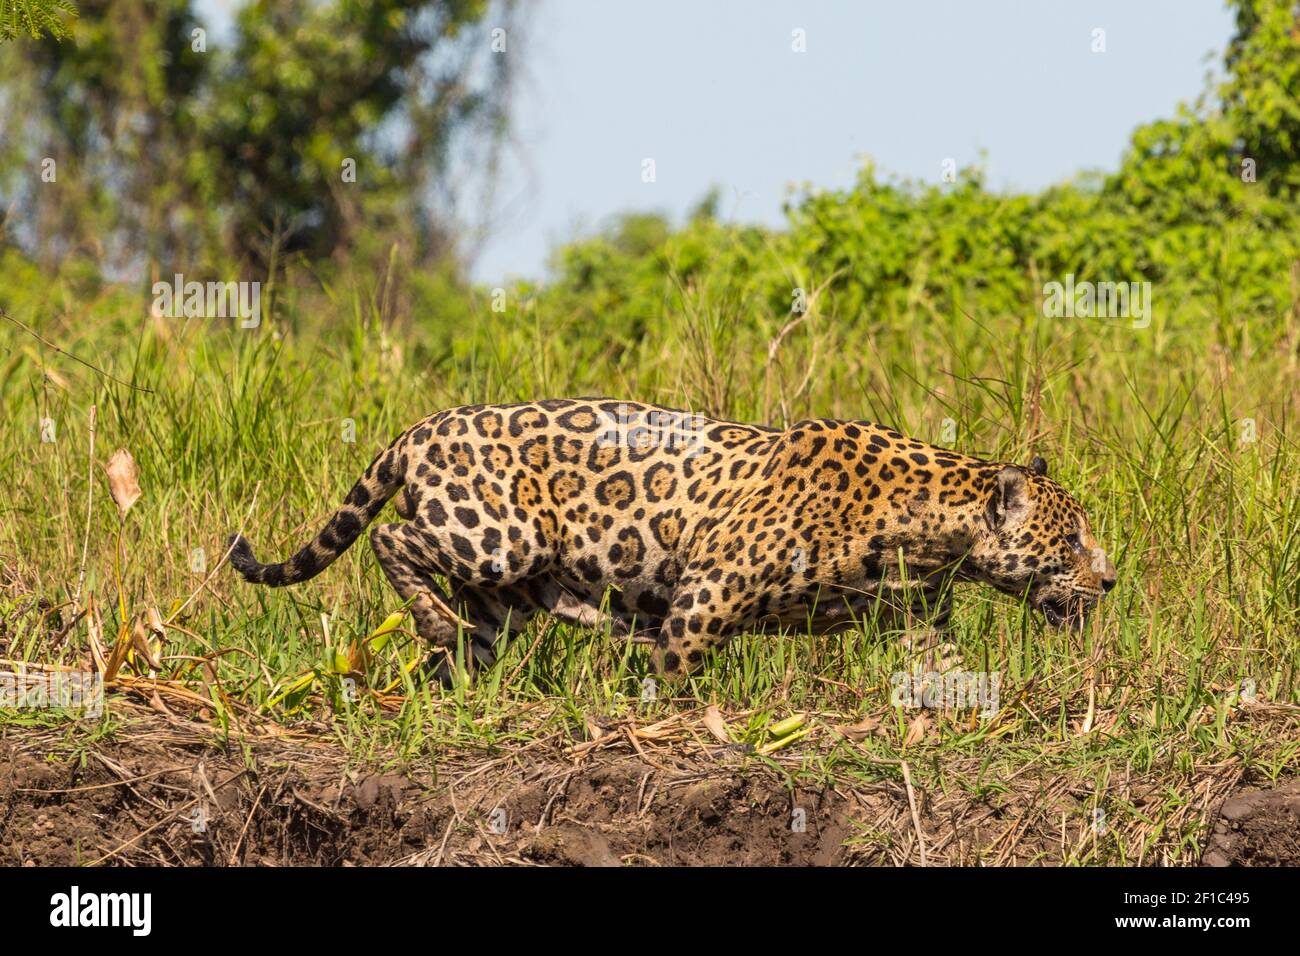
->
[[0, 0, 516, 272]]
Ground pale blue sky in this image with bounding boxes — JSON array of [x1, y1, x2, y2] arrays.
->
[[194, 0, 1234, 283], [474, 0, 1232, 282]]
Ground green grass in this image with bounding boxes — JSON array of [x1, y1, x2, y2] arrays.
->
[[1, 253, 1298, 864]]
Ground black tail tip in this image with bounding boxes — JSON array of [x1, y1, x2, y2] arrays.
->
[[226, 533, 261, 581]]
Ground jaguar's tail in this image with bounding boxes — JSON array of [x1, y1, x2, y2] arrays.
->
[[227, 431, 409, 587]]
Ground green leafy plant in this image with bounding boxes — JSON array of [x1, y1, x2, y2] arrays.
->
[[0, 0, 77, 42]]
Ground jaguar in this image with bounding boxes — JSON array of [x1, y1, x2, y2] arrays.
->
[[228, 399, 1117, 680]]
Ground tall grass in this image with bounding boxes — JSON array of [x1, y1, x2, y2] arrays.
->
[[1, 249, 1297, 861]]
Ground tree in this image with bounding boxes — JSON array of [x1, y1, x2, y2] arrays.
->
[[0, 0, 77, 41], [1220, 0, 1300, 196], [0, 0, 516, 271], [1108, 0, 1300, 213]]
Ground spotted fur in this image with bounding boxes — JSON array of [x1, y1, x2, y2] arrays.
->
[[228, 399, 1116, 679]]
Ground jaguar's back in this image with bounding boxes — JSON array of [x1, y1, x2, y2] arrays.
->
[[393, 399, 778, 628]]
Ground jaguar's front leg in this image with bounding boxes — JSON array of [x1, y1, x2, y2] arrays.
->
[[650, 576, 749, 677], [892, 585, 963, 675]]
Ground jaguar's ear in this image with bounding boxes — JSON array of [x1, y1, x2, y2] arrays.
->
[[1029, 455, 1048, 477], [985, 466, 1031, 532]]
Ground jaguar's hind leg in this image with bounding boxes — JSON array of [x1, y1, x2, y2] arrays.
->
[[425, 582, 540, 685], [370, 522, 523, 685], [369, 523, 465, 648]]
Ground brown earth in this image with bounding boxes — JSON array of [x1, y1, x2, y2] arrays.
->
[[2, 707, 1296, 866], [1202, 781, 1300, 866], [0, 725, 852, 866]]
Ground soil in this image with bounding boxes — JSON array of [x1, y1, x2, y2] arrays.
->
[[1202, 781, 1300, 866], [0, 726, 851, 866], [2, 713, 1296, 866]]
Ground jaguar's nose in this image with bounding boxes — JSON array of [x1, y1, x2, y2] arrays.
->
[[1100, 557, 1118, 593]]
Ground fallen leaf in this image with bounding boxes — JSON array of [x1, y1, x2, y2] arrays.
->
[[132, 612, 162, 671], [757, 726, 812, 755], [701, 705, 730, 743], [903, 712, 931, 748], [585, 716, 610, 741], [148, 689, 175, 717], [768, 713, 806, 737], [145, 606, 166, 639], [837, 714, 882, 741]]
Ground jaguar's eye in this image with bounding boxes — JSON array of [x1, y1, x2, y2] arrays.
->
[[1066, 533, 1082, 551]]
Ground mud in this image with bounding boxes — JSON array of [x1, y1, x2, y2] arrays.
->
[[3, 721, 1295, 866], [1202, 781, 1300, 866], [0, 733, 849, 866]]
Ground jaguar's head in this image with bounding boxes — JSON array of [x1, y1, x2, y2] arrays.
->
[[969, 456, 1116, 629]]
